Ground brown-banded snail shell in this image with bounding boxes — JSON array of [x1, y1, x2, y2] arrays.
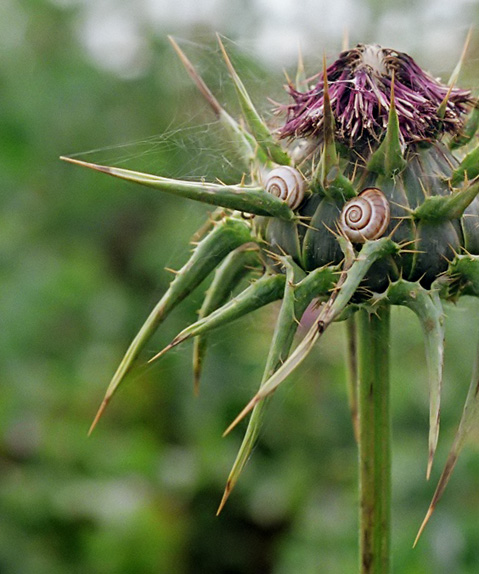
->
[[264, 166, 306, 210], [339, 188, 390, 243]]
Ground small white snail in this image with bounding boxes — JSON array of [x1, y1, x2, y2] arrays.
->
[[339, 188, 390, 243], [264, 166, 306, 210]]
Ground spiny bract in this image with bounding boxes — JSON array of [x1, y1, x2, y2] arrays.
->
[[64, 39, 479, 538]]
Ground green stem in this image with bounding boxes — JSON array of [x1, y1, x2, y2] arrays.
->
[[345, 314, 360, 444], [358, 306, 391, 574]]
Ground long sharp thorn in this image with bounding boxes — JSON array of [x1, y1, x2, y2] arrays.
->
[[223, 315, 321, 434], [217, 480, 233, 515], [385, 280, 444, 477], [295, 42, 307, 92], [450, 101, 479, 149], [322, 55, 335, 154], [168, 36, 263, 167], [216, 34, 291, 166], [437, 82, 456, 120], [415, 334, 479, 544], [448, 27, 473, 87], [413, 174, 479, 222], [413, 508, 434, 548], [60, 156, 295, 220], [367, 72, 407, 176], [451, 145, 479, 186], [223, 396, 259, 436], [168, 36, 222, 116], [88, 398, 110, 436], [313, 56, 338, 187], [148, 341, 177, 364]]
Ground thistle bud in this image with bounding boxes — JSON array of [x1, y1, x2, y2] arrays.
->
[[66, 40, 479, 535]]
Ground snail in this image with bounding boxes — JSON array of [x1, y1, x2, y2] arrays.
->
[[339, 187, 390, 243], [264, 166, 306, 210]]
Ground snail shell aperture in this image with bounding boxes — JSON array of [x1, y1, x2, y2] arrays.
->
[[264, 166, 306, 210], [339, 187, 390, 243]]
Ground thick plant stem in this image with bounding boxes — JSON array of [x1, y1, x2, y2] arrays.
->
[[345, 315, 360, 443], [358, 306, 391, 574]]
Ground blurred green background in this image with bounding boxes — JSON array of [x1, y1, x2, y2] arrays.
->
[[2, 0, 479, 572]]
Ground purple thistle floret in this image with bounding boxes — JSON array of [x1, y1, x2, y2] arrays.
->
[[280, 44, 472, 149]]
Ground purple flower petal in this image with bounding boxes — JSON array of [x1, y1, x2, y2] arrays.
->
[[280, 44, 473, 149]]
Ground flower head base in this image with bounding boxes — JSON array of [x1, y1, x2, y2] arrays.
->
[[280, 44, 472, 148]]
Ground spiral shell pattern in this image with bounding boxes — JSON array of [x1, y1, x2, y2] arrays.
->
[[264, 166, 305, 210], [339, 188, 390, 243]]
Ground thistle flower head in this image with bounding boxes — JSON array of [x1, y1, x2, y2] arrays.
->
[[280, 43, 473, 148], [64, 37, 479, 540]]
